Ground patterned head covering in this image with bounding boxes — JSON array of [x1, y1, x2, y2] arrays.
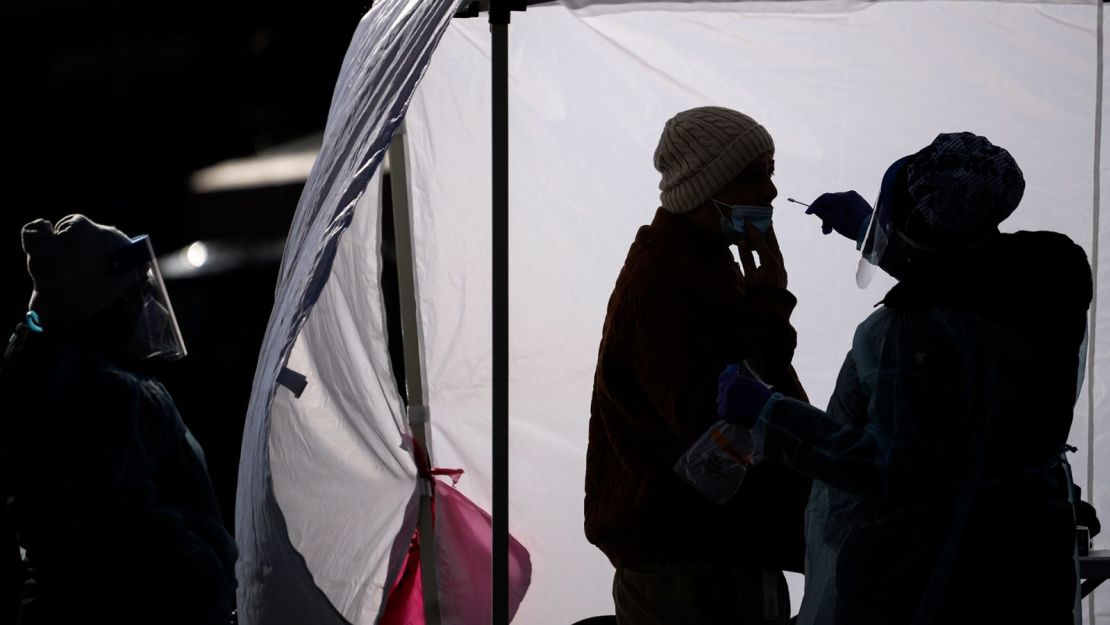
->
[[903, 132, 1025, 249]]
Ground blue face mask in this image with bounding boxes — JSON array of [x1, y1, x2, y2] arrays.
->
[[713, 201, 774, 243]]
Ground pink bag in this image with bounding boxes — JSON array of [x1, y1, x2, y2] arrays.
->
[[381, 471, 532, 625]]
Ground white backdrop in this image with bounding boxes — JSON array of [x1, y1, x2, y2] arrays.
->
[[239, 1, 1110, 624]]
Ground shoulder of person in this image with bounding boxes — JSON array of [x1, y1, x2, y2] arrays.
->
[[622, 250, 724, 298], [1005, 230, 1092, 303], [1006, 230, 1089, 268], [60, 353, 178, 425], [56, 348, 142, 400]]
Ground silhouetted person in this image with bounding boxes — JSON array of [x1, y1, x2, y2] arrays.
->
[[719, 132, 1091, 624], [585, 106, 812, 625], [0, 215, 237, 625]]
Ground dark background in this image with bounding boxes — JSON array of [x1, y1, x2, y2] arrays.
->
[[0, 0, 374, 529]]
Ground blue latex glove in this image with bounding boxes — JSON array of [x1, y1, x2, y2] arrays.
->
[[717, 364, 773, 429], [805, 191, 874, 242]]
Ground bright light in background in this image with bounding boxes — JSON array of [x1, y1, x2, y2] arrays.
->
[[185, 241, 209, 268], [189, 152, 318, 193], [188, 133, 322, 194], [158, 238, 285, 280]]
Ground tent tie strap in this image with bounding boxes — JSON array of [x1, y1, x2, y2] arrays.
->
[[409, 434, 465, 486], [277, 366, 308, 398]]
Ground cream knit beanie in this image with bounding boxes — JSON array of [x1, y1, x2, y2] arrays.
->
[[653, 106, 775, 214]]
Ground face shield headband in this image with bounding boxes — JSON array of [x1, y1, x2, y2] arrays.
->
[[856, 155, 913, 288], [107, 235, 188, 361]]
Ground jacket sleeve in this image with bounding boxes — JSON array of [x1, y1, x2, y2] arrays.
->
[[623, 276, 732, 451], [743, 285, 806, 399], [754, 311, 1005, 499], [625, 275, 805, 455], [754, 399, 887, 495]]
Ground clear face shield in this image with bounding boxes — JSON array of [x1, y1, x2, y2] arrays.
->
[[856, 155, 912, 288], [108, 235, 188, 361]]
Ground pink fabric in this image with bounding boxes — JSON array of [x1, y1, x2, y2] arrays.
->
[[379, 477, 533, 625], [379, 531, 424, 625], [435, 480, 532, 625]]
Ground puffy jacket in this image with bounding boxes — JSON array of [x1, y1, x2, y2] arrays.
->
[[585, 208, 812, 572]]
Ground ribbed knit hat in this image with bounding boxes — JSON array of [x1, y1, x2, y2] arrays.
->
[[653, 106, 775, 214], [22, 214, 139, 328]]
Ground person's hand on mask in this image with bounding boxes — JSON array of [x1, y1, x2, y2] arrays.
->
[[805, 190, 873, 243], [738, 223, 787, 290]]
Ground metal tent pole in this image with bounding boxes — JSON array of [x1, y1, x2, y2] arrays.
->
[[490, 0, 510, 622], [1088, 1, 1103, 623], [388, 124, 442, 625]]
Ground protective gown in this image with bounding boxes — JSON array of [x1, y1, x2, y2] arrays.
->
[[1, 325, 238, 625], [755, 231, 1091, 625]]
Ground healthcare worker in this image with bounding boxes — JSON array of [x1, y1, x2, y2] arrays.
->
[[718, 133, 1091, 625], [0, 215, 237, 625]]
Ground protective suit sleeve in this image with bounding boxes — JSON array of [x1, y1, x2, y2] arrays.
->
[[136, 380, 238, 616], [754, 312, 989, 498], [752, 348, 883, 494], [753, 395, 883, 496], [60, 368, 236, 622]]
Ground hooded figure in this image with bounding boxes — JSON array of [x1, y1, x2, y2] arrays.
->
[[718, 133, 1092, 624], [1, 215, 237, 625]]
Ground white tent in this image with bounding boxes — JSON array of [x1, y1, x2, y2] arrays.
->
[[236, 1, 1110, 623]]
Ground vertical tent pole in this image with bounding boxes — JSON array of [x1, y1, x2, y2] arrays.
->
[[1088, 1, 1103, 623], [389, 123, 442, 625], [490, 0, 510, 623]]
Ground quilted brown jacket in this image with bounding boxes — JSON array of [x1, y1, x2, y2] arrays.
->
[[585, 208, 812, 571]]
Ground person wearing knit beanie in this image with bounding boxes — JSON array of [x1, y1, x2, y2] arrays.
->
[[586, 106, 808, 625], [653, 106, 776, 215], [650, 107, 784, 280]]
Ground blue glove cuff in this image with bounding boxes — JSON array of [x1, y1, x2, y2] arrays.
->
[[757, 392, 785, 424]]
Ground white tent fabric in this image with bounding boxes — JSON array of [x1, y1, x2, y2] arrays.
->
[[238, 0, 1110, 623], [234, 1, 464, 623]]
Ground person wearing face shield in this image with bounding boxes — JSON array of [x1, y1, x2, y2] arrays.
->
[[717, 132, 1093, 624], [0, 215, 237, 625], [585, 106, 812, 625]]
